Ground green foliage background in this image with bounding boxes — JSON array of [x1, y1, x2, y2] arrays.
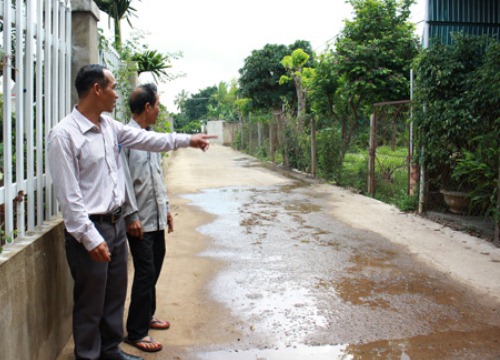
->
[[413, 35, 500, 217]]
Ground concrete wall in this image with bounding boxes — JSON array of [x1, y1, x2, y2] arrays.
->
[[206, 120, 225, 144], [70, 0, 100, 107], [0, 217, 72, 360], [206, 120, 239, 146], [223, 122, 239, 146]]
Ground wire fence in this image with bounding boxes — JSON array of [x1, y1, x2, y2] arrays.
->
[[369, 100, 413, 205], [234, 102, 414, 208], [230, 99, 497, 241]]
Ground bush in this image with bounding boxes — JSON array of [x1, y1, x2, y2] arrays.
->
[[316, 127, 342, 182], [413, 35, 500, 216], [397, 192, 419, 212]]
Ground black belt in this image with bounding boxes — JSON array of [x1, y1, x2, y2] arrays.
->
[[89, 207, 123, 224]]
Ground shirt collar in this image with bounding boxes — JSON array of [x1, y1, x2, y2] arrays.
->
[[128, 118, 140, 128], [128, 118, 150, 131], [72, 106, 101, 134]]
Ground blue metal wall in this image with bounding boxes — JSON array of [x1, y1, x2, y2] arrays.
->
[[427, 0, 500, 44]]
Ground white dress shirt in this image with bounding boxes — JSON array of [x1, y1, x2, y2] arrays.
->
[[47, 107, 190, 251]]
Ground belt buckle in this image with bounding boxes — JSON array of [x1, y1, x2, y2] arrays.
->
[[110, 207, 122, 223]]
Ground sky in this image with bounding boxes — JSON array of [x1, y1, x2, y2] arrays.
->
[[100, 0, 427, 113]]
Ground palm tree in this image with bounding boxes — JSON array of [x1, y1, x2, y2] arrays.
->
[[132, 50, 173, 83], [174, 90, 190, 113], [94, 0, 139, 49]]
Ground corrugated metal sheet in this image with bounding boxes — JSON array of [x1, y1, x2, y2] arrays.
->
[[429, 0, 500, 23], [426, 0, 500, 44]]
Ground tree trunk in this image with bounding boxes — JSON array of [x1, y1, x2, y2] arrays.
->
[[114, 19, 122, 49], [297, 94, 306, 133]]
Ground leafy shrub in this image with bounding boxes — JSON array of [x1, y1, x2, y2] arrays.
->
[[316, 127, 342, 182], [397, 192, 419, 212], [413, 35, 500, 216]]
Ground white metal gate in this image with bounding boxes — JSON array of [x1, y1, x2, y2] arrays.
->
[[0, 0, 71, 249]]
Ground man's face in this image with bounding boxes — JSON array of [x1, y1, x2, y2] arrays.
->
[[100, 70, 118, 113], [146, 95, 160, 126]]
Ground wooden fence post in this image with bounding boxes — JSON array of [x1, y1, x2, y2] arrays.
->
[[311, 117, 316, 178], [269, 117, 275, 162], [248, 119, 253, 155], [368, 112, 377, 195], [495, 154, 500, 246]]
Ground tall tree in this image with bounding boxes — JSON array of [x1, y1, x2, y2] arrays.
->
[[185, 86, 217, 121], [289, 40, 316, 67], [207, 81, 239, 121], [309, 0, 419, 179], [336, 0, 418, 110], [238, 43, 294, 111], [174, 90, 190, 114], [279, 48, 315, 131]]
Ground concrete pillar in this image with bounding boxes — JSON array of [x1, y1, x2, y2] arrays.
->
[[70, 0, 100, 107]]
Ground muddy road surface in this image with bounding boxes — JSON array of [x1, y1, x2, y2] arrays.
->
[[58, 145, 500, 360]]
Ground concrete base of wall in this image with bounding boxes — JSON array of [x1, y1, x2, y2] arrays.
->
[[0, 216, 73, 360]]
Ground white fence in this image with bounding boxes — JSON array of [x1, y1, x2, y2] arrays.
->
[[0, 0, 71, 248]]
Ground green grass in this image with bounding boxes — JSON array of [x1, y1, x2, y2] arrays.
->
[[341, 146, 411, 209]]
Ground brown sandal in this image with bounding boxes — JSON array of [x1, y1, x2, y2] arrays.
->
[[125, 336, 163, 353], [150, 318, 170, 330]]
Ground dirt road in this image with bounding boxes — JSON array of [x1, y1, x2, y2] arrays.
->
[[58, 144, 500, 360]]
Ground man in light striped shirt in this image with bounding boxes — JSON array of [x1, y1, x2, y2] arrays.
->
[[122, 83, 173, 353], [47, 64, 215, 360]]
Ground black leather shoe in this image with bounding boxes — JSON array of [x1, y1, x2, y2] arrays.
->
[[100, 350, 144, 360]]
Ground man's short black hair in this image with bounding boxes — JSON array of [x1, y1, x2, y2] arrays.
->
[[75, 64, 109, 98], [128, 83, 158, 115]]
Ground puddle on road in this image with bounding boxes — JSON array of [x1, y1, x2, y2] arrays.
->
[[198, 344, 352, 360], [184, 184, 340, 345], [182, 180, 500, 359]]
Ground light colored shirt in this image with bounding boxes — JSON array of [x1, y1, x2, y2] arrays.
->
[[123, 119, 169, 232], [47, 107, 191, 251]]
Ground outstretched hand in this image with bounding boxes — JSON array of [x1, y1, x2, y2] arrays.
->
[[189, 134, 218, 152]]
